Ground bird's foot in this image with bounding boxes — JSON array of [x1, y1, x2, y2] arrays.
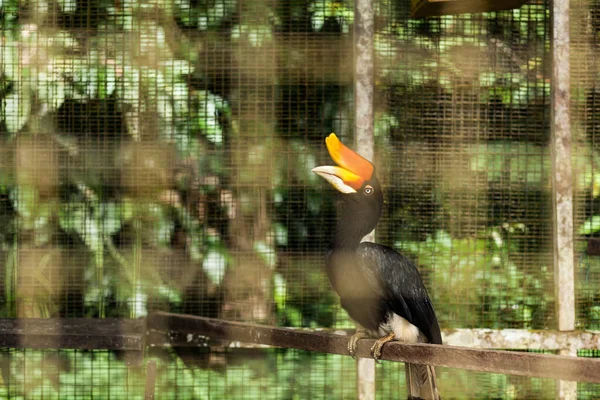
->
[[348, 329, 369, 358], [370, 332, 396, 363]]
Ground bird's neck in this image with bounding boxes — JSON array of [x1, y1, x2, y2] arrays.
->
[[332, 202, 378, 250]]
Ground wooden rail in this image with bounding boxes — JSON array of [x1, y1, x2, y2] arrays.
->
[[0, 318, 146, 365], [146, 312, 600, 384], [1, 315, 600, 383], [0, 318, 144, 351]]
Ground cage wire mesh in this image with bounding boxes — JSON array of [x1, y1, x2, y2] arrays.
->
[[372, 1, 560, 397], [375, 0, 554, 331], [578, 350, 600, 399], [572, 0, 600, 332], [0, 0, 598, 398], [572, 0, 600, 397]]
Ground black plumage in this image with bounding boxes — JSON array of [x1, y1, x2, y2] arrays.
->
[[313, 133, 441, 400], [324, 175, 441, 346], [356, 242, 442, 344]]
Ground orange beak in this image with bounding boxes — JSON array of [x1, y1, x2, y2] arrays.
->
[[312, 133, 374, 194]]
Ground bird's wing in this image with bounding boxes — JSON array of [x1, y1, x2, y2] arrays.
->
[[356, 242, 442, 344]]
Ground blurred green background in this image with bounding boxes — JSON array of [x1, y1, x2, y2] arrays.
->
[[0, 0, 599, 398]]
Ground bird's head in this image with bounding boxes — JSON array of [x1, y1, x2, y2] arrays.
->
[[312, 133, 383, 212]]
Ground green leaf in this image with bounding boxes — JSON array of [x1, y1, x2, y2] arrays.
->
[[57, 0, 77, 13], [37, 71, 67, 111], [273, 273, 287, 309], [1, 43, 18, 80], [580, 216, 600, 236], [157, 285, 182, 304], [273, 223, 288, 246], [202, 248, 227, 285], [3, 90, 30, 133], [197, 90, 227, 145], [99, 203, 123, 236]]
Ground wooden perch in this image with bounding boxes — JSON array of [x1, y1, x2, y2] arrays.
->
[[146, 312, 600, 384], [1, 314, 599, 383], [0, 318, 144, 351]]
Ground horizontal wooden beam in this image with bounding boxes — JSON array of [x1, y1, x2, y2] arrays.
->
[[443, 328, 600, 351], [1, 316, 599, 354], [0, 315, 599, 382], [0, 318, 144, 351], [146, 312, 600, 383]]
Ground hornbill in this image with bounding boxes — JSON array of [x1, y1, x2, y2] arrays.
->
[[312, 133, 442, 400]]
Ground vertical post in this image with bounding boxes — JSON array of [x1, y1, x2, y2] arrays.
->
[[551, 0, 576, 398], [144, 360, 157, 400], [355, 0, 375, 164], [354, 0, 376, 399]]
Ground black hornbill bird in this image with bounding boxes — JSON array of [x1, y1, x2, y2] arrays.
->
[[312, 133, 442, 400]]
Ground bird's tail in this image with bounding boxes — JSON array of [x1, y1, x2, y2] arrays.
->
[[405, 363, 441, 400]]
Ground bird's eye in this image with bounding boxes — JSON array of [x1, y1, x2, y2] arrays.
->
[[364, 185, 374, 195]]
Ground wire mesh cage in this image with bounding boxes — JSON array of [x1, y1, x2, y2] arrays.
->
[[573, 0, 600, 333], [375, 0, 553, 331], [0, 0, 599, 398]]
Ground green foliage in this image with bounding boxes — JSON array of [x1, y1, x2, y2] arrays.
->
[[399, 227, 552, 329], [309, 0, 354, 33], [174, 0, 238, 30], [0, 0, 598, 398], [376, 3, 550, 107], [0, 349, 557, 399], [0, 0, 234, 320]]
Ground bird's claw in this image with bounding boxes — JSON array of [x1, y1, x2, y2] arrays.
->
[[347, 330, 368, 359], [348, 338, 357, 358], [370, 332, 396, 363], [370, 341, 384, 363]]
